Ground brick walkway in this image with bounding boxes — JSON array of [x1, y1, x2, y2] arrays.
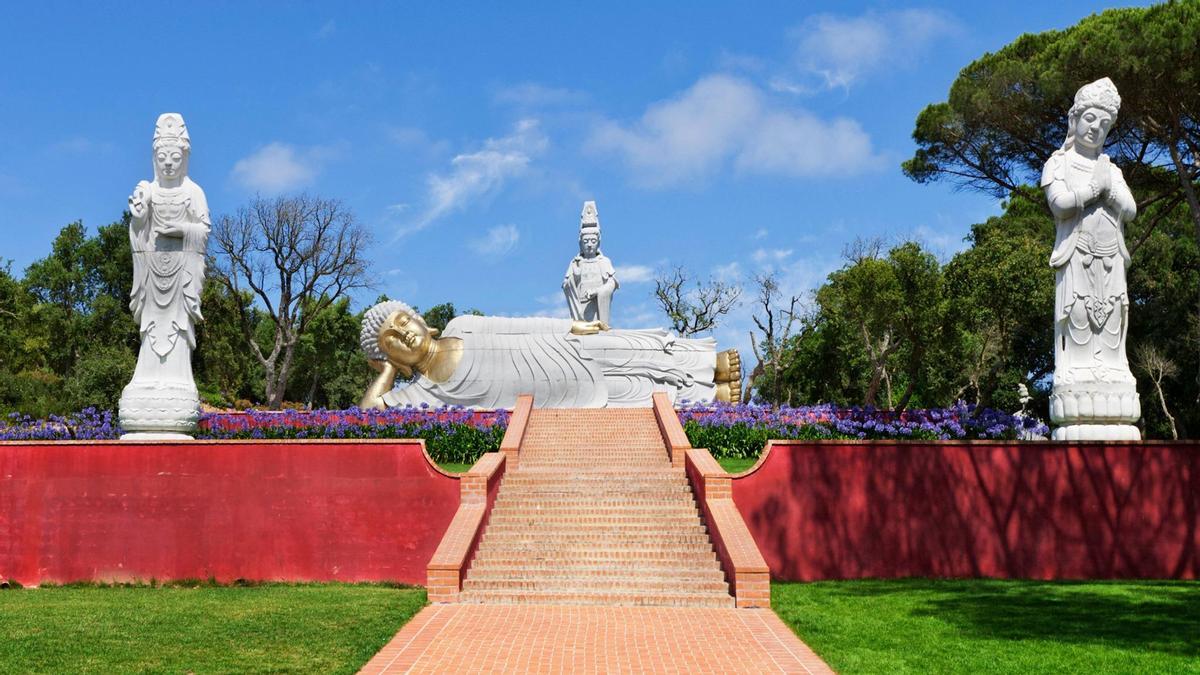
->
[[361, 405, 835, 673], [358, 604, 833, 674]]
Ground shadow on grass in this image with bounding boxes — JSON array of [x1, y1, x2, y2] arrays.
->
[[821, 579, 1200, 657]]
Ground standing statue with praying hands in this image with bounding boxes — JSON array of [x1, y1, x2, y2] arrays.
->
[[1043, 78, 1141, 440]]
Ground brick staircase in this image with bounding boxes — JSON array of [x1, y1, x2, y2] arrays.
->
[[458, 408, 735, 607]]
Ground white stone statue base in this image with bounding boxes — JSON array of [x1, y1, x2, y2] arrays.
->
[[1049, 378, 1141, 441], [1051, 423, 1141, 441], [119, 380, 200, 438], [120, 432, 197, 441]]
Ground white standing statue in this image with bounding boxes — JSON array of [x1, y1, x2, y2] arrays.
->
[[118, 113, 210, 439], [563, 201, 617, 327], [1043, 78, 1141, 440]]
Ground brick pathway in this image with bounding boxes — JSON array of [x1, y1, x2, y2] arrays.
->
[[360, 405, 835, 673], [358, 604, 833, 674]]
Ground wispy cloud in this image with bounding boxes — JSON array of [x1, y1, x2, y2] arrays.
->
[[752, 248, 793, 264], [316, 19, 336, 40], [615, 264, 654, 284], [230, 142, 338, 194], [470, 224, 521, 257], [400, 119, 547, 238], [587, 74, 881, 188], [49, 137, 115, 155], [493, 83, 588, 108], [787, 9, 959, 91]]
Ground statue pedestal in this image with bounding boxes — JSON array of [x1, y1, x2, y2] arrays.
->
[[1049, 377, 1141, 441], [119, 380, 200, 438]]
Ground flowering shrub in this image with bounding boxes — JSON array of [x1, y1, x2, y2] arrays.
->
[[678, 402, 1049, 459], [197, 406, 510, 465], [0, 408, 120, 441]]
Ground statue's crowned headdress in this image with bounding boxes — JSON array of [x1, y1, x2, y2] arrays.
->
[[580, 200, 600, 237], [1070, 77, 1121, 119], [153, 113, 191, 151]]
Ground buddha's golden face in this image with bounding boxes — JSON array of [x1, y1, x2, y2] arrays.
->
[[379, 310, 436, 369]]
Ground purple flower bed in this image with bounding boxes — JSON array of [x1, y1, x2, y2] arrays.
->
[[0, 408, 119, 441], [1, 402, 1049, 462], [678, 402, 1049, 458], [198, 406, 510, 465]]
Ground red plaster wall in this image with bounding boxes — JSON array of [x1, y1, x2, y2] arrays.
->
[[733, 440, 1200, 581], [0, 440, 460, 586]]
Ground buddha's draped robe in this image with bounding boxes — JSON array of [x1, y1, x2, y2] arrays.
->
[[382, 316, 717, 409]]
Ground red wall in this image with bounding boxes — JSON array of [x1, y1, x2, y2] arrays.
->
[[733, 440, 1200, 581], [0, 440, 460, 586]]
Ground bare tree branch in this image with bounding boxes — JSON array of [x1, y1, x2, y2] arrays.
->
[[652, 266, 741, 336], [210, 194, 372, 408]]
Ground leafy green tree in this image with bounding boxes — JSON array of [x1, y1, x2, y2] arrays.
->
[[904, 3, 1200, 435], [942, 188, 1055, 411], [288, 296, 369, 408]]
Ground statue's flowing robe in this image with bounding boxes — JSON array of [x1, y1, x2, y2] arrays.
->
[[563, 254, 617, 321], [128, 177, 209, 383], [1042, 150, 1135, 381], [382, 316, 717, 409]]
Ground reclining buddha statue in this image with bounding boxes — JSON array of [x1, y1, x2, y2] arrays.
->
[[358, 301, 742, 409]]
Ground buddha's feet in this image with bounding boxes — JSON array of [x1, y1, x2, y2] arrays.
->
[[714, 349, 742, 404]]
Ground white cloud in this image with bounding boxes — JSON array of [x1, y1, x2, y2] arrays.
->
[[714, 261, 742, 282], [470, 224, 521, 257], [494, 83, 587, 108], [401, 119, 547, 237], [317, 19, 336, 39], [231, 142, 322, 194], [753, 228, 769, 240], [615, 264, 654, 284], [49, 137, 115, 155], [752, 248, 793, 264], [790, 9, 958, 91], [587, 74, 881, 187]]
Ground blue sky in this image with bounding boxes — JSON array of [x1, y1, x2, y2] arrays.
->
[[0, 1, 1140, 357]]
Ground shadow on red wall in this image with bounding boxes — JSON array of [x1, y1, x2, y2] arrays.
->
[[733, 440, 1200, 580], [0, 440, 460, 586]]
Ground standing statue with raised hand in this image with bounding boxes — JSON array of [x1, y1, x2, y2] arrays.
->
[[1043, 78, 1141, 440], [118, 113, 210, 439], [563, 200, 617, 327]]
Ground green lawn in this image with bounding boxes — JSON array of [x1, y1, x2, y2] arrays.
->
[[773, 579, 1200, 674], [0, 583, 425, 674], [438, 461, 473, 473], [716, 456, 758, 473]]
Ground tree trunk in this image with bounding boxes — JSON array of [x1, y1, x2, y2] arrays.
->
[[1152, 377, 1179, 440]]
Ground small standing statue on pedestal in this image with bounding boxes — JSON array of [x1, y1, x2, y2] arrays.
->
[[562, 201, 617, 327], [1043, 78, 1141, 440], [118, 113, 210, 439]]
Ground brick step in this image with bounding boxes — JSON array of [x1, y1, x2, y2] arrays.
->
[[485, 517, 705, 529], [500, 474, 686, 485], [461, 576, 731, 594], [491, 500, 697, 510], [515, 459, 669, 467], [495, 486, 694, 498], [473, 547, 717, 561], [465, 562, 720, 578], [488, 502, 699, 514], [457, 589, 735, 608], [480, 533, 714, 547]]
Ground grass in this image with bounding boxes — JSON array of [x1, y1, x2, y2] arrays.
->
[[716, 456, 758, 473], [438, 461, 473, 473], [773, 579, 1200, 674], [0, 582, 425, 674]]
